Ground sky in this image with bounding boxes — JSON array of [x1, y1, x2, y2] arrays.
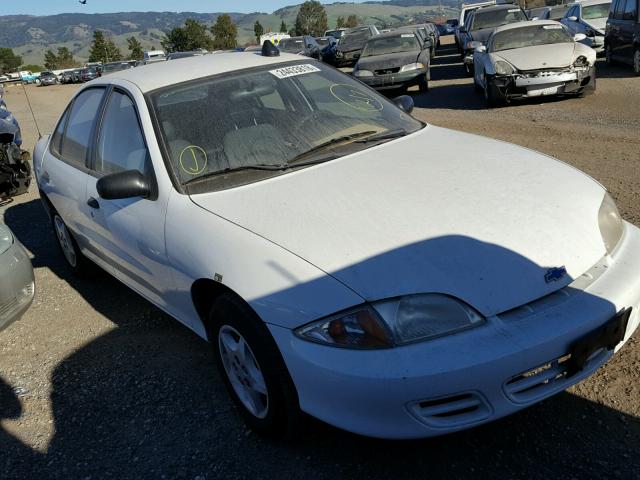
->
[[5, 0, 372, 16]]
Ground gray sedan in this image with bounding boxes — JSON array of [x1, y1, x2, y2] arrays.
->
[[0, 223, 34, 331]]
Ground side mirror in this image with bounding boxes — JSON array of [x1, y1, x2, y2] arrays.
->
[[393, 95, 414, 114], [459, 28, 467, 34], [475, 45, 487, 53], [97, 169, 151, 200], [568, 16, 578, 21], [574, 33, 587, 42]]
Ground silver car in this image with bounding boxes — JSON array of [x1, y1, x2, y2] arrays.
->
[[0, 223, 34, 331]]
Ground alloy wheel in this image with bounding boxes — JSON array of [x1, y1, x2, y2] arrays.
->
[[218, 325, 269, 419]]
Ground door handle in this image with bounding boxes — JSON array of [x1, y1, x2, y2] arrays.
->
[[87, 197, 100, 209]]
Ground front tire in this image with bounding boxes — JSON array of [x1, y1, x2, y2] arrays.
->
[[605, 43, 613, 66], [209, 293, 301, 438], [634, 47, 640, 75], [484, 76, 504, 108], [418, 72, 429, 92]]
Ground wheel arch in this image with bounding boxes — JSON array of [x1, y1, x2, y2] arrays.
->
[[191, 278, 250, 341]]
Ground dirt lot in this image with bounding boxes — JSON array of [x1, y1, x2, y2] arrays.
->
[[1, 37, 639, 479]]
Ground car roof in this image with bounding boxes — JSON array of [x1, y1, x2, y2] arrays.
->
[[93, 52, 306, 93], [492, 19, 564, 33]]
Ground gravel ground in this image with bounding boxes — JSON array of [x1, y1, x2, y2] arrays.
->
[[1, 37, 639, 479]]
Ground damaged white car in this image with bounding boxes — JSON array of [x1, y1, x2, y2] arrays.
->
[[473, 20, 597, 106]]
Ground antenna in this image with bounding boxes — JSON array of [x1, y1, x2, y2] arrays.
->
[[20, 81, 42, 140]]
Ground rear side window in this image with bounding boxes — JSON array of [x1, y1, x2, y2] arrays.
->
[[50, 106, 70, 156], [60, 88, 104, 166], [95, 91, 148, 175], [613, 0, 626, 18]]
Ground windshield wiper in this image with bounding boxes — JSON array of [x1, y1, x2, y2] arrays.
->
[[354, 128, 408, 144], [183, 164, 290, 186], [288, 130, 377, 164]]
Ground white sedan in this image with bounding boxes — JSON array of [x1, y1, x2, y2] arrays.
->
[[34, 48, 640, 439], [473, 20, 596, 106]]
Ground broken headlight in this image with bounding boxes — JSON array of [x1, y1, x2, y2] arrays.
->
[[573, 55, 589, 67], [598, 192, 624, 255]]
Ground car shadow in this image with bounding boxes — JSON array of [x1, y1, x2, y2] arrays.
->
[[2, 200, 640, 479], [595, 58, 639, 78]]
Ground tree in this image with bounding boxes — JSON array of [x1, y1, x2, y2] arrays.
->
[[0, 48, 22, 74], [345, 15, 358, 28], [44, 50, 58, 70], [211, 14, 238, 49], [22, 64, 44, 72], [254, 20, 264, 44], [162, 19, 214, 53], [88, 30, 122, 63], [336, 16, 346, 29], [127, 37, 144, 60], [280, 20, 288, 32], [294, 1, 328, 37], [56, 47, 76, 68]]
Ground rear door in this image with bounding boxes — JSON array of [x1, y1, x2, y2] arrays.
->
[[40, 87, 107, 251], [83, 87, 172, 309]]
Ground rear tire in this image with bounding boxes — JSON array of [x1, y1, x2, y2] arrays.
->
[[52, 213, 95, 276], [209, 293, 301, 439]]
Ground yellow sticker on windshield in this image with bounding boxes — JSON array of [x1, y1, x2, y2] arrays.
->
[[179, 145, 208, 175], [330, 84, 384, 112]]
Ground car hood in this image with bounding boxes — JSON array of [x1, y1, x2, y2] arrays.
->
[[585, 17, 607, 33], [494, 43, 577, 70], [190, 126, 606, 317], [357, 51, 421, 70]]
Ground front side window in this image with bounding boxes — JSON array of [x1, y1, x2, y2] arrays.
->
[[60, 88, 105, 166], [50, 106, 70, 156], [583, 2, 612, 19], [96, 91, 148, 175], [362, 34, 420, 57], [150, 61, 423, 192], [623, 0, 638, 19]]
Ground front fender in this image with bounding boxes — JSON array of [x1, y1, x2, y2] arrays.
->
[[165, 190, 364, 337]]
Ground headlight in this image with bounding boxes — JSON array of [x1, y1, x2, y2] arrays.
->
[[598, 192, 624, 255], [400, 62, 425, 72], [573, 55, 589, 67], [295, 294, 485, 349], [494, 60, 515, 75], [353, 69, 373, 77], [0, 224, 13, 255]]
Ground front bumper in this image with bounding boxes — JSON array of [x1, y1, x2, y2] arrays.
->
[[493, 66, 595, 100], [269, 221, 640, 439], [0, 239, 35, 331], [582, 35, 605, 54], [357, 69, 427, 90]]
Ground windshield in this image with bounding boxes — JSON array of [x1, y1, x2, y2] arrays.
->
[[340, 29, 371, 45], [582, 3, 611, 19], [549, 5, 571, 20], [491, 24, 573, 51], [150, 61, 423, 192], [472, 8, 527, 30], [362, 34, 420, 57], [279, 38, 305, 52], [316, 37, 331, 47]]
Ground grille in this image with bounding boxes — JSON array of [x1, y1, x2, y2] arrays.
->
[[409, 392, 491, 428], [375, 67, 400, 75], [504, 348, 608, 404], [522, 67, 570, 77]]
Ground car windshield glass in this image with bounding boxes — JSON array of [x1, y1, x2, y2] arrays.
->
[[362, 35, 420, 56], [340, 29, 370, 45], [279, 38, 304, 52], [316, 38, 331, 47], [549, 5, 571, 20], [491, 24, 573, 51], [149, 61, 423, 192], [582, 3, 611, 19], [472, 8, 527, 30]]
